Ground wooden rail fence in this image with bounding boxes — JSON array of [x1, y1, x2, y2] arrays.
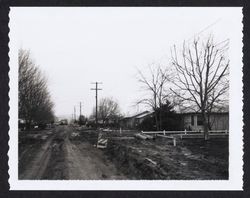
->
[[141, 130, 228, 146]]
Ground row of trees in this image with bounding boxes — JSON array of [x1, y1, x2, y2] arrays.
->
[[137, 36, 229, 140], [19, 49, 55, 129]]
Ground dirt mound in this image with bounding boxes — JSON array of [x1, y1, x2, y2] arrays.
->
[[104, 138, 228, 180], [105, 139, 169, 179]]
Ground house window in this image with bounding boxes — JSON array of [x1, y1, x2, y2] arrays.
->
[[197, 115, 203, 126], [191, 115, 194, 125]]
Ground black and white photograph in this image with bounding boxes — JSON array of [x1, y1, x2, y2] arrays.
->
[[8, 7, 243, 190]]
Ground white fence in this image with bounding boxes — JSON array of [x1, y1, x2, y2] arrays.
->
[[102, 128, 138, 133], [141, 130, 228, 135], [141, 130, 228, 147]]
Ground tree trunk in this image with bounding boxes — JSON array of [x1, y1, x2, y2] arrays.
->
[[159, 109, 162, 131], [202, 113, 209, 140], [155, 113, 159, 131]]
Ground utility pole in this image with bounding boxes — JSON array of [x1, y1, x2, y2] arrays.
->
[[91, 82, 102, 127], [80, 102, 82, 117], [79, 102, 82, 125], [74, 106, 76, 122]]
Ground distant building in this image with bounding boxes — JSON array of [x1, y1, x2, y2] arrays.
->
[[119, 111, 153, 129], [181, 112, 229, 131], [18, 118, 26, 131], [59, 119, 68, 125]]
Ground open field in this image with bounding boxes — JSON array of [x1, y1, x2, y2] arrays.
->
[[19, 125, 228, 180]]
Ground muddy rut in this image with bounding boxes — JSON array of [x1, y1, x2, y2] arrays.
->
[[19, 126, 126, 180]]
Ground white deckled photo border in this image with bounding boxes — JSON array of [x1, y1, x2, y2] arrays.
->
[[8, 7, 243, 190]]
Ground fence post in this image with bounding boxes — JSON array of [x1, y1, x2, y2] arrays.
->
[[173, 138, 176, 147], [185, 129, 187, 135], [163, 130, 166, 136]]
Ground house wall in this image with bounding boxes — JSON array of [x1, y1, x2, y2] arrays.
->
[[120, 117, 136, 129], [183, 114, 203, 131], [120, 115, 150, 129], [183, 113, 229, 131], [209, 114, 229, 130]]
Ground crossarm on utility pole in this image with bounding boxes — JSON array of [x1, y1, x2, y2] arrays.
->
[[91, 82, 102, 127]]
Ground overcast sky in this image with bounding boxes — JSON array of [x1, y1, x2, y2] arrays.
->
[[10, 7, 242, 119]]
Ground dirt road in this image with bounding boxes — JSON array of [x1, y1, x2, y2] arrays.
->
[[19, 126, 126, 180]]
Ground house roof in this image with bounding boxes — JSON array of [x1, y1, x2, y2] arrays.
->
[[135, 111, 153, 119], [175, 104, 229, 114], [121, 111, 152, 120], [180, 111, 229, 115]]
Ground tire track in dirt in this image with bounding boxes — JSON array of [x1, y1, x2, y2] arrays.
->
[[65, 127, 126, 180], [19, 126, 127, 180], [19, 134, 54, 179], [65, 138, 98, 179], [41, 131, 69, 180]]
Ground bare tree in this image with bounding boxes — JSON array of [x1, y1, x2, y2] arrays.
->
[[136, 64, 171, 130], [91, 97, 121, 125], [171, 36, 229, 140], [19, 49, 54, 129]]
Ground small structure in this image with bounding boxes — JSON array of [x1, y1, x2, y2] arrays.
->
[[96, 133, 108, 149]]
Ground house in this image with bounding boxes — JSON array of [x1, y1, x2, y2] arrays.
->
[[181, 112, 229, 131], [119, 111, 153, 129], [18, 118, 26, 131], [120, 108, 229, 131]]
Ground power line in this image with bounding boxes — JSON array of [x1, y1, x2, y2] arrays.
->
[[170, 18, 223, 54], [80, 102, 82, 117], [187, 18, 221, 42], [91, 82, 102, 127]]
